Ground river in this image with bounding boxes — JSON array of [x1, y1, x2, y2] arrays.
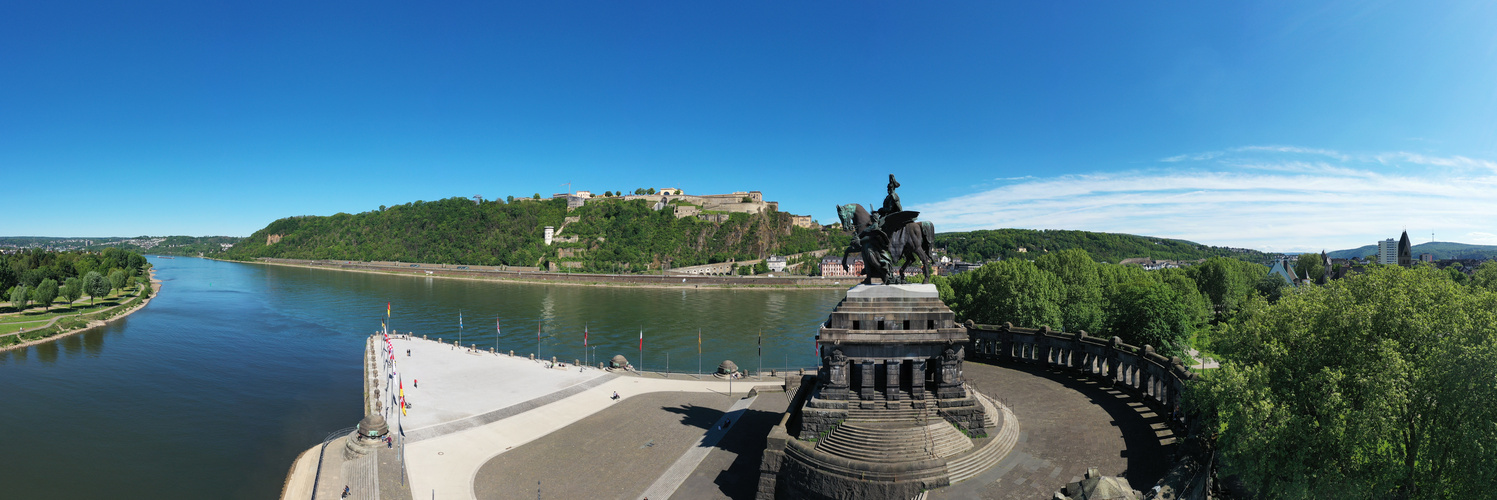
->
[[0, 257, 843, 499]]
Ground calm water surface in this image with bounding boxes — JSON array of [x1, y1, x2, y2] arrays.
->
[[0, 257, 842, 499]]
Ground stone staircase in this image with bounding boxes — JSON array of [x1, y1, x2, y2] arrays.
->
[[815, 403, 975, 464], [845, 402, 928, 421], [945, 392, 1020, 483]]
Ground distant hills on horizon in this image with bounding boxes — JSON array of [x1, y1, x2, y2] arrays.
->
[[0, 236, 243, 256], [1325, 241, 1497, 261]]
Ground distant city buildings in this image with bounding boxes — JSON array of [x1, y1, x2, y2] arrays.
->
[[1377, 238, 1399, 265], [821, 256, 864, 278], [1376, 231, 1414, 267]]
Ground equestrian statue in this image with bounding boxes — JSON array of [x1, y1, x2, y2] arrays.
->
[[837, 174, 937, 285]]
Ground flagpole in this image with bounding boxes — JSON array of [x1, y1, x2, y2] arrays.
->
[[758, 330, 762, 379], [638, 326, 643, 372], [459, 310, 464, 348], [698, 327, 702, 377]]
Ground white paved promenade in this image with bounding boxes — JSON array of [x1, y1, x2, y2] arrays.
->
[[374, 335, 780, 500], [376, 336, 607, 438]]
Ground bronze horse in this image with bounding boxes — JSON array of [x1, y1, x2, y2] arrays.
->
[[837, 203, 936, 284]]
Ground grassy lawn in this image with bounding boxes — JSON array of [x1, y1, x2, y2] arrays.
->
[[0, 290, 138, 335]]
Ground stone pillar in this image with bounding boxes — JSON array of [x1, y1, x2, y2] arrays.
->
[[885, 360, 901, 401], [911, 359, 927, 400], [859, 360, 876, 400], [823, 350, 850, 400], [937, 347, 965, 399]]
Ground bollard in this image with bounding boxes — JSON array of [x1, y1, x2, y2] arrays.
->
[[510, 350, 514, 357], [530, 353, 535, 360], [574, 359, 579, 366]]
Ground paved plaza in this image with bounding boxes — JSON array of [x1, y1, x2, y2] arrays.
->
[[376, 336, 609, 440], [931, 360, 1177, 499], [285, 337, 1174, 500], [372, 335, 781, 500]]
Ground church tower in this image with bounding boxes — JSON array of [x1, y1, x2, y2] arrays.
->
[[1397, 231, 1413, 268]]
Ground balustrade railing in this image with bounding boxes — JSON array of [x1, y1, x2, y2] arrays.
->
[[965, 321, 1195, 427]]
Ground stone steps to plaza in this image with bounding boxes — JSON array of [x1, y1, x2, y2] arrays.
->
[[845, 403, 930, 422], [945, 393, 1020, 484], [815, 420, 973, 463]]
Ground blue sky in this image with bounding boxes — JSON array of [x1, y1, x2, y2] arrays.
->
[[4, 1, 1495, 253]]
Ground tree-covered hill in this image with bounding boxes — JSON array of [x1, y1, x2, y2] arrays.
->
[[222, 196, 848, 272], [1326, 241, 1497, 260], [935, 228, 1273, 264]]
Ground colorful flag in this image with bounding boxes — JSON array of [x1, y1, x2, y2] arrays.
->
[[497, 318, 502, 335], [758, 330, 762, 356], [387, 302, 391, 317], [584, 325, 588, 347], [638, 328, 643, 351], [697, 328, 701, 354]]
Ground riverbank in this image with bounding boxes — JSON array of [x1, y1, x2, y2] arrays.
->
[[0, 270, 161, 353], [230, 257, 864, 290]]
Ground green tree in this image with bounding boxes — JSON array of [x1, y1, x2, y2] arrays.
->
[[1293, 252, 1325, 283], [647, 187, 656, 195], [1103, 278, 1192, 356], [9, 285, 29, 311], [34, 278, 58, 311], [1472, 260, 1497, 292], [137, 276, 152, 297], [1443, 265, 1469, 285], [532, 193, 541, 200], [944, 260, 1063, 328], [83, 271, 109, 304], [61, 277, 83, 305], [1034, 249, 1106, 333], [1253, 270, 1290, 303], [1187, 257, 1266, 321], [108, 269, 129, 292], [1188, 265, 1497, 498]]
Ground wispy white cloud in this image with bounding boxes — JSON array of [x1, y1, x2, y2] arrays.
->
[[913, 147, 1497, 253]]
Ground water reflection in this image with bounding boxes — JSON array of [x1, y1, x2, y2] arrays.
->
[[34, 340, 58, 363]]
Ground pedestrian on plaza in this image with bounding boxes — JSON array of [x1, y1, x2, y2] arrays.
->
[[342, 485, 350, 498], [407, 349, 411, 357], [414, 379, 418, 388]]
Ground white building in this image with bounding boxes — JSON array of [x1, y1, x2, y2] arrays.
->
[[1377, 238, 1398, 265]]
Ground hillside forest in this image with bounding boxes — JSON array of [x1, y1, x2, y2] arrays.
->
[[936, 229, 1274, 264], [223, 197, 849, 273]]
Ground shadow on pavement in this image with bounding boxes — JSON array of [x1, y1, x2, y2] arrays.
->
[[662, 404, 726, 431], [709, 408, 779, 500]]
